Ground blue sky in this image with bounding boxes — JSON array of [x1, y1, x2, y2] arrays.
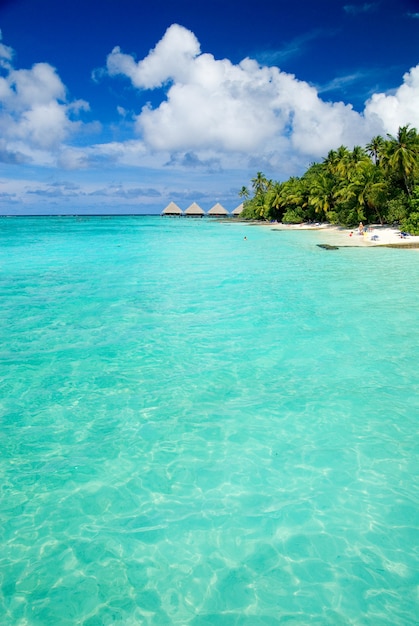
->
[[0, 0, 418, 214]]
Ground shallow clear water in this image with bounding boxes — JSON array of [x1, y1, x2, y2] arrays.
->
[[0, 216, 418, 625]]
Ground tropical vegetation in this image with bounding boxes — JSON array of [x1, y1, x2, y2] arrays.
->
[[240, 125, 419, 234]]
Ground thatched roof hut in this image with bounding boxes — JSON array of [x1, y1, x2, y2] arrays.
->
[[207, 202, 229, 217], [161, 201, 183, 216], [231, 203, 244, 216], [184, 202, 205, 217]]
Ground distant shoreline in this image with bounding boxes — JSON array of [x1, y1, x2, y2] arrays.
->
[[2, 214, 419, 248]]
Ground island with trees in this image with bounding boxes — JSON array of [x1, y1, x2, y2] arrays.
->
[[239, 125, 419, 235]]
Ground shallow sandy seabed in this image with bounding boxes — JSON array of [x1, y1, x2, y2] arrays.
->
[[266, 222, 419, 248]]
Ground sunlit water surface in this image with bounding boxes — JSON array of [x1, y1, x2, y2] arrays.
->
[[1, 216, 418, 625]]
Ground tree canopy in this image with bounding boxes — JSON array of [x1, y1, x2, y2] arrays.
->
[[240, 125, 419, 234]]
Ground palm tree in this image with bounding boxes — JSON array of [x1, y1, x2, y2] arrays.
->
[[238, 186, 250, 200], [344, 146, 371, 184], [241, 126, 419, 226], [265, 182, 285, 220], [252, 193, 268, 220], [285, 176, 309, 210], [324, 149, 338, 174], [335, 145, 352, 177], [383, 125, 419, 196], [338, 160, 387, 224], [251, 172, 270, 197], [350, 146, 369, 164], [308, 172, 336, 220], [323, 146, 350, 177], [366, 135, 385, 166]]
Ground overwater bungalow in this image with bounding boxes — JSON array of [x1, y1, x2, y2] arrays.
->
[[231, 203, 244, 217], [161, 201, 183, 216], [184, 202, 205, 217], [207, 202, 229, 218]]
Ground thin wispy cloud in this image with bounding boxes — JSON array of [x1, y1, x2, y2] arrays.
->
[[0, 29, 13, 62], [344, 3, 378, 15], [256, 29, 331, 65], [318, 71, 371, 94], [407, 12, 419, 19]]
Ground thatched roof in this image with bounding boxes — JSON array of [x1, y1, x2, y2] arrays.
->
[[231, 203, 244, 215], [162, 201, 183, 215], [207, 202, 229, 217], [184, 202, 205, 216]]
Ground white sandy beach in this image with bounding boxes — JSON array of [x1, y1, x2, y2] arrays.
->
[[268, 222, 419, 248]]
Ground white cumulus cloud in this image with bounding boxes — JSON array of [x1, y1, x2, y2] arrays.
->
[[107, 24, 200, 89], [364, 64, 419, 134], [0, 35, 89, 163], [106, 23, 419, 169], [1, 24, 419, 184]]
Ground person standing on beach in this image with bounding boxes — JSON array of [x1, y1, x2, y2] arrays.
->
[[358, 222, 364, 235]]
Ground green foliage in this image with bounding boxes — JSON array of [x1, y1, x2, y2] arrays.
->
[[382, 125, 419, 196], [239, 125, 419, 228], [401, 212, 419, 235], [282, 208, 305, 223], [334, 202, 363, 227], [385, 195, 409, 225], [400, 187, 419, 234], [325, 211, 339, 224], [240, 196, 266, 220], [408, 185, 419, 211]]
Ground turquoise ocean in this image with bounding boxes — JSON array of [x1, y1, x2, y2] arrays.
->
[[1, 215, 418, 625]]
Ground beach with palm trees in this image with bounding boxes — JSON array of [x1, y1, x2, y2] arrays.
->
[[239, 125, 419, 237]]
